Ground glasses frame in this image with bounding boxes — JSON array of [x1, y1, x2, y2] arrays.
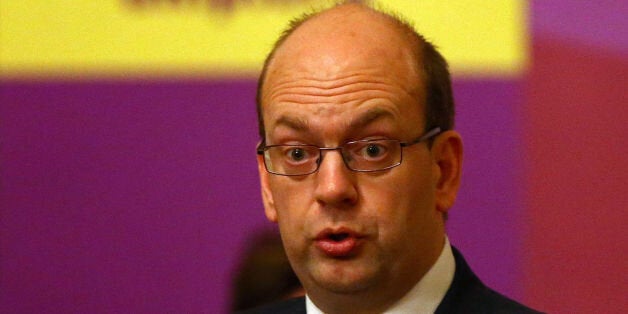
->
[[257, 127, 442, 176]]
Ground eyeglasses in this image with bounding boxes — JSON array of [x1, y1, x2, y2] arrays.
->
[[257, 127, 441, 176]]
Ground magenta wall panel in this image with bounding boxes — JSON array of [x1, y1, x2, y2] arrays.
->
[[523, 36, 627, 314], [523, 1, 628, 313]]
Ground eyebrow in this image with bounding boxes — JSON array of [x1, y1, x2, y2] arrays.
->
[[272, 107, 395, 134], [347, 107, 395, 131], [274, 115, 310, 132]]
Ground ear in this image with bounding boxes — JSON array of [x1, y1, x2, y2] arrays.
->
[[257, 154, 278, 223], [431, 130, 463, 214]]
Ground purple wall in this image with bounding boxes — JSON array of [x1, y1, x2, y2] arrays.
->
[[449, 79, 526, 300], [1, 80, 259, 313], [1, 79, 524, 313]]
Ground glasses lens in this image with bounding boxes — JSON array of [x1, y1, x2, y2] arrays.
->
[[343, 139, 401, 171], [262, 140, 403, 175], [264, 145, 320, 175]]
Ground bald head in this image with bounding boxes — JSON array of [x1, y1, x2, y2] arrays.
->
[[256, 3, 454, 142], [269, 3, 419, 77]]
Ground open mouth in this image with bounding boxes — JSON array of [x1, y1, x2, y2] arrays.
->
[[329, 233, 350, 242], [315, 229, 362, 257]]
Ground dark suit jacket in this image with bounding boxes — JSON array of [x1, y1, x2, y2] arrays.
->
[[237, 247, 542, 314]]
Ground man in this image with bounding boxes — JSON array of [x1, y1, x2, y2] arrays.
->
[[247, 2, 541, 313]]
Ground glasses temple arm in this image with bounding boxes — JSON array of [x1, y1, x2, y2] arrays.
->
[[401, 127, 442, 147]]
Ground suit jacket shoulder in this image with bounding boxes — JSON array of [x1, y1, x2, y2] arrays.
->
[[436, 247, 543, 314], [235, 296, 305, 314]]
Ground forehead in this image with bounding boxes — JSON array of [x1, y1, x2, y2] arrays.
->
[[261, 5, 426, 138]]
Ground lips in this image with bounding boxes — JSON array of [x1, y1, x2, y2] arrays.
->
[[314, 228, 364, 258]]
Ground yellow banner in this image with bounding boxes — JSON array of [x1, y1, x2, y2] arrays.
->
[[0, 0, 527, 78]]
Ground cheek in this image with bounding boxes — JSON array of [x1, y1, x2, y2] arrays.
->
[[367, 163, 437, 237], [268, 177, 311, 218], [268, 177, 312, 245], [270, 189, 307, 268]]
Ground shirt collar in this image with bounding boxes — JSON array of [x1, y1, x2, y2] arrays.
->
[[306, 237, 455, 314]]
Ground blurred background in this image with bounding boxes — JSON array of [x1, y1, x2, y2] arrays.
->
[[1, 1, 626, 313]]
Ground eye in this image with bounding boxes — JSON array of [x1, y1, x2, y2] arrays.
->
[[357, 141, 389, 160], [365, 144, 382, 157], [280, 146, 317, 165], [287, 147, 307, 161]]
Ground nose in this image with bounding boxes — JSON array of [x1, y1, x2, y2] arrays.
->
[[313, 149, 358, 207]]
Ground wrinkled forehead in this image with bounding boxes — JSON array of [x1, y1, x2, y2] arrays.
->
[[258, 5, 427, 141]]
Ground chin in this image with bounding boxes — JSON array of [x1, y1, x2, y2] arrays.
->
[[308, 260, 380, 294]]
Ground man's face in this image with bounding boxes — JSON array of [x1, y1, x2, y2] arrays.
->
[[257, 6, 452, 307]]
